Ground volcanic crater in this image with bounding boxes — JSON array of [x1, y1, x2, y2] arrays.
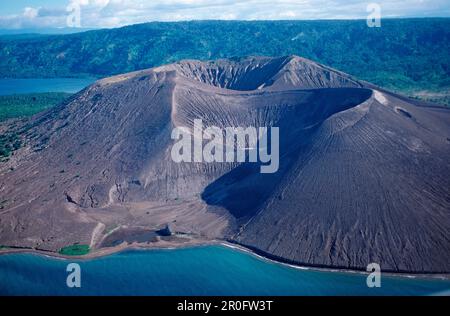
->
[[0, 56, 449, 273]]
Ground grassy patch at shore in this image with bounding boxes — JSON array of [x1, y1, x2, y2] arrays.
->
[[58, 244, 90, 256]]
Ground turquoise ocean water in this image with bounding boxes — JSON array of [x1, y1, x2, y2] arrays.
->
[[0, 246, 449, 296]]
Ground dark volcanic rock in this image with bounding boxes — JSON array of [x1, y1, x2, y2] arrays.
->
[[0, 56, 449, 273], [156, 224, 173, 237]]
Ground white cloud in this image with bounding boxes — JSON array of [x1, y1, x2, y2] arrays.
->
[[23, 7, 39, 19], [0, 0, 449, 30]]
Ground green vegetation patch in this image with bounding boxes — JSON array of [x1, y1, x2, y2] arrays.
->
[[0, 132, 21, 161], [0, 92, 72, 161], [0, 92, 71, 122], [58, 244, 90, 256]]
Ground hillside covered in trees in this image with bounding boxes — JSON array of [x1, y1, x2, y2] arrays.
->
[[0, 19, 449, 104]]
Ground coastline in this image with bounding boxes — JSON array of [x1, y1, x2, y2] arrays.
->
[[1, 239, 450, 281]]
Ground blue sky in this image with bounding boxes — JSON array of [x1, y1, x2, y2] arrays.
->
[[0, 0, 449, 30]]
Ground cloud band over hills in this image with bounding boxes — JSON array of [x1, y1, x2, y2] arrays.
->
[[0, 0, 450, 30]]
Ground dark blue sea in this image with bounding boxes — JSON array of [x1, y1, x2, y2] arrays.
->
[[0, 246, 449, 296]]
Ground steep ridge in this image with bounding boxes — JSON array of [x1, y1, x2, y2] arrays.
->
[[172, 56, 361, 91], [0, 56, 449, 273], [234, 94, 450, 272]]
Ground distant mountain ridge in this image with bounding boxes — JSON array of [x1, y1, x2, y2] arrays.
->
[[0, 19, 449, 104]]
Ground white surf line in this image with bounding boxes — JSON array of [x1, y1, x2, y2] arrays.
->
[[90, 222, 105, 249], [220, 242, 311, 271], [373, 89, 388, 106], [219, 242, 450, 280]]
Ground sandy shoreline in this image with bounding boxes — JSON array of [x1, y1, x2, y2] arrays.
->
[[1, 240, 450, 281]]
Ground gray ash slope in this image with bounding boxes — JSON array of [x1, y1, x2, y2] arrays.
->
[[0, 56, 449, 273]]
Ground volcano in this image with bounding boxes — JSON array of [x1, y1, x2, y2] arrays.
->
[[1, 56, 449, 273]]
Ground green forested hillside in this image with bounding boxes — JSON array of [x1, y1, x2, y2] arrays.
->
[[0, 19, 449, 103], [0, 92, 71, 160], [0, 92, 71, 122]]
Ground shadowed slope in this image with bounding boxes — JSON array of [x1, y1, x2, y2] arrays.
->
[[233, 94, 450, 272]]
